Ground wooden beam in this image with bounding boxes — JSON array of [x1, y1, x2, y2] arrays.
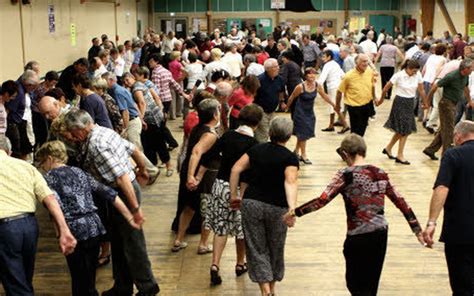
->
[[436, 0, 457, 34], [420, 0, 434, 36], [207, 0, 212, 35], [465, 0, 474, 37], [344, 0, 349, 24]]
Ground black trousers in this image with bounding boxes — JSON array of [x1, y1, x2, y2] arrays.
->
[[65, 237, 100, 296], [380, 67, 395, 99], [161, 101, 179, 148], [343, 228, 388, 296], [141, 123, 170, 165], [32, 111, 49, 150], [346, 102, 375, 137], [445, 243, 474, 296]]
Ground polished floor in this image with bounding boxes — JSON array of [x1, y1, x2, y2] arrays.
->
[[2, 95, 450, 295]]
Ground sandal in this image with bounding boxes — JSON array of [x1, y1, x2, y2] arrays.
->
[[197, 246, 213, 255], [235, 263, 248, 277], [210, 264, 222, 286], [97, 254, 111, 267], [166, 169, 174, 177], [171, 241, 188, 252]]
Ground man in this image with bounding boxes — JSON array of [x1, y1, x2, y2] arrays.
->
[[335, 54, 375, 137], [5, 70, 39, 160], [424, 120, 474, 295], [110, 48, 125, 82], [423, 58, 474, 160], [254, 58, 285, 142], [57, 57, 89, 101], [452, 33, 467, 60], [63, 109, 159, 296], [103, 72, 160, 184], [257, 23, 266, 40], [301, 34, 321, 68], [340, 46, 356, 73], [213, 81, 233, 134], [0, 135, 76, 295], [244, 54, 265, 77], [265, 36, 280, 59], [359, 31, 377, 62], [0, 80, 18, 136], [38, 95, 69, 121], [222, 43, 244, 80], [88, 37, 102, 60]]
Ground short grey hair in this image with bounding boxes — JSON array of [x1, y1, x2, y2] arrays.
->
[[264, 58, 278, 70], [269, 117, 293, 143], [454, 120, 474, 136], [102, 71, 117, 82], [214, 82, 233, 98], [0, 135, 12, 154], [63, 108, 94, 131], [385, 36, 394, 44], [243, 54, 256, 64], [340, 134, 367, 157], [21, 70, 39, 85], [92, 78, 108, 91], [460, 58, 473, 71]]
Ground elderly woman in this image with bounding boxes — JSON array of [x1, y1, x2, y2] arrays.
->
[[230, 116, 299, 296], [374, 36, 404, 100], [172, 98, 221, 253], [203, 104, 264, 286], [35, 140, 139, 296], [376, 60, 427, 165], [285, 134, 424, 296], [91, 78, 124, 135]]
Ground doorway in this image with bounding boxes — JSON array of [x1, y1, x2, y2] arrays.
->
[[160, 18, 187, 38]]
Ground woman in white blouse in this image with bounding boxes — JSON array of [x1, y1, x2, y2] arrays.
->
[[376, 60, 427, 165], [318, 50, 349, 132]]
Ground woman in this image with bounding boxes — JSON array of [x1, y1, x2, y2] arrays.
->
[[230, 116, 299, 296], [204, 48, 231, 82], [317, 50, 348, 132], [172, 98, 221, 253], [376, 59, 427, 165], [285, 67, 337, 165], [169, 51, 186, 119], [203, 104, 263, 285], [422, 44, 447, 123], [35, 141, 139, 296], [228, 75, 260, 129], [374, 36, 404, 100], [284, 134, 424, 296], [183, 52, 206, 117], [123, 71, 172, 176], [91, 78, 124, 135]]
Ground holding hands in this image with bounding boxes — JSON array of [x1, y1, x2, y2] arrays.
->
[[283, 210, 296, 227]]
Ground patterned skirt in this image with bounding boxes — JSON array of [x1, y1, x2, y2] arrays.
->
[[203, 179, 244, 239], [383, 95, 417, 136]]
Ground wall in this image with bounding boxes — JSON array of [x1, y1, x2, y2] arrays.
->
[[0, 0, 150, 82]]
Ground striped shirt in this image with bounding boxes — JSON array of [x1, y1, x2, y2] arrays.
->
[[151, 65, 183, 103]]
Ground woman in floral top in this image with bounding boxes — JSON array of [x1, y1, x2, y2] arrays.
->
[[284, 134, 425, 296], [36, 141, 140, 296]]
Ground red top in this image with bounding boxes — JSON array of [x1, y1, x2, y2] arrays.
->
[[183, 111, 199, 137], [228, 87, 253, 119], [168, 60, 183, 82], [256, 52, 270, 65]]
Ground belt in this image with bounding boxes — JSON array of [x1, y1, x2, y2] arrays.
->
[[0, 213, 34, 224]]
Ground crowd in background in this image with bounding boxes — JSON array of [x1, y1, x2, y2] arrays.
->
[[2, 20, 474, 296]]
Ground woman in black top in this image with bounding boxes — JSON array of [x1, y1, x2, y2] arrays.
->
[[172, 98, 220, 254], [230, 116, 299, 296], [202, 104, 263, 285]]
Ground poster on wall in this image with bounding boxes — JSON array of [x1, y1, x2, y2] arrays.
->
[[48, 4, 55, 33], [70, 23, 77, 46]]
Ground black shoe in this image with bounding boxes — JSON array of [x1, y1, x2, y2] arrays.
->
[[334, 121, 343, 127], [423, 149, 439, 160], [235, 263, 248, 277], [395, 158, 410, 165], [102, 288, 118, 296], [210, 264, 222, 286], [337, 127, 350, 134], [425, 126, 435, 134], [382, 148, 396, 160], [167, 144, 178, 151], [321, 127, 335, 132], [136, 284, 160, 296]]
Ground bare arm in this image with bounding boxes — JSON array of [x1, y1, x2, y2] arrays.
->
[[425, 82, 438, 108], [149, 87, 164, 109], [229, 154, 251, 209], [317, 84, 335, 108], [186, 132, 217, 189], [133, 91, 146, 118], [284, 166, 298, 210], [424, 185, 449, 248], [121, 109, 130, 128], [112, 197, 142, 229], [376, 81, 394, 106], [286, 84, 302, 110], [396, 48, 405, 61]]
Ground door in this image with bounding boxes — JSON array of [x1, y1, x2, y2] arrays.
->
[[174, 19, 187, 39]]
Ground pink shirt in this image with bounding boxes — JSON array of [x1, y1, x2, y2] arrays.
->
[[437, 60, 461, 79], [168, 60, 183, 82]]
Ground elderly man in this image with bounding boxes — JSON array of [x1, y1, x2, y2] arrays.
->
[[5, 70, 39, 160], [63, 109, 159, 295], [301, 34, 321, 68], [359, 31, 377, 62], [244, 54, 265, 77], [0, 135, 76, 295], [213, 81, 234, 134], [38, 95, 69, 121], [254, 58, 285, 142], [335, 54, 376, 137], [423, 58, 474, 160], [424, 120, 474, 295]]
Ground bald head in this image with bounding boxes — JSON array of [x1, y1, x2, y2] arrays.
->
[[38, 96, 61, 120]]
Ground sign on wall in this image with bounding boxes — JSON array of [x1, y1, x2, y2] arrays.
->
[[70, 23, 77, 46], [271, 0, 285, 9], [48, 4, 55, 33], [469, 24, 474, 37]]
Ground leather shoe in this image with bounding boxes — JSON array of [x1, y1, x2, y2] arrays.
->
[[382, 148, 396, 160], [395, 158, 410, 165], [423, 149, 439, 160]]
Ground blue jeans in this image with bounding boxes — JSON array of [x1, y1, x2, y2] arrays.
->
[[0, 215, 38, 296]]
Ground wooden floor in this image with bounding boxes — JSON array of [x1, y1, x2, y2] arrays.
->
[[2, 96, 450, 295]]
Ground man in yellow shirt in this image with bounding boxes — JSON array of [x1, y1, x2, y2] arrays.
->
[[335, 54, 376, 136], [0, 136, 76, 295]]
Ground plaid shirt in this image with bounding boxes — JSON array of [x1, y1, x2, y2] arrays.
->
[[81, 125, 136, 186], [151, 65, 182, 102]]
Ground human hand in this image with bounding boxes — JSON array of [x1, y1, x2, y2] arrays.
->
[[416, 232, 427, 247], [334, 104, 341, 113], [58, 231, 77, 256], [423, 224, 436, 248], [132, 208, 145, 226], [374, 98, 382, 107], [128, 217, 142, 230], [282, 212, 296, 227], [186, 176, 200, 191], [135, 167, 149, 186], [280, 102, 287, 111], [229, 196, 242, 209], [142, 121, 148, 131], [467, 101, 474, 110]]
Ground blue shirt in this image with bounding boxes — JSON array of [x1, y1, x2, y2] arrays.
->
[[111, 84, 139, 118], [254, 72, 285, 113], [5, 80, 27, 124], [133, 48, 142, 65], [79, 93, 113, 129]]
